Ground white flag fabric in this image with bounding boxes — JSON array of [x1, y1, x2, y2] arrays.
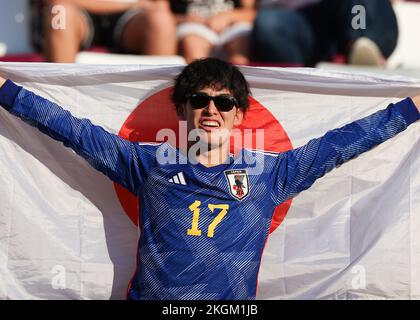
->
[[0, 63, 419, 300]]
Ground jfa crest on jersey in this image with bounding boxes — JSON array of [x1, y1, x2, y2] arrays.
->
[[224, 169, 250, 200]]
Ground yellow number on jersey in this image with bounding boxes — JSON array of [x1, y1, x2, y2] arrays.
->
[[207, 204, 229, 238], [187, 201, 230, 238]]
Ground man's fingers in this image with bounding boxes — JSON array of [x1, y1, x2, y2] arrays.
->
[[412, 95, 420, 113]]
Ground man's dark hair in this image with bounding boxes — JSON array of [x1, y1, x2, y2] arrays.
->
[[171, 58, 251, 116]]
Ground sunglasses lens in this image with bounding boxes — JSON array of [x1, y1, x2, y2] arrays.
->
[[189, 94, 211, 109], [213, 96, 235, 112], [188, 93, 237, 111]]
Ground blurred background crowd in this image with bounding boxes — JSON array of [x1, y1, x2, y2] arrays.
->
[[0, 0, 420, 69]]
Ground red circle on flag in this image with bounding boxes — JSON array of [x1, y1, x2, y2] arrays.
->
[[115, 87, 293, 234]]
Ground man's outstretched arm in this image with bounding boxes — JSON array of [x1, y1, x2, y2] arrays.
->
[[271, 95, 420, 206], [0, 77, 153, 195]]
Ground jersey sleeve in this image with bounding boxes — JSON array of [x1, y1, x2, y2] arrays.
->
[[269, 97, 420, 206], [0, 80, 155, 195]]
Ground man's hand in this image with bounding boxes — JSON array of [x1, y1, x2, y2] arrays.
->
[[0, 76, 6, 88], [412, 95, 420, 113]]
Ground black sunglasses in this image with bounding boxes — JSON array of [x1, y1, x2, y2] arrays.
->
[[187, 92, 238, 112]]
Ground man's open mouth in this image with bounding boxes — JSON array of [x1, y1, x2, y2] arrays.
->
[[199, 120, 221, 128]]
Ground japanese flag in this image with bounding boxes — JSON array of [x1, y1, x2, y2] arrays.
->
[[0, 63, 419, 299]]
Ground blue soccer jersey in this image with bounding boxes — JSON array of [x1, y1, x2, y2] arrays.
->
[[0, 80, 419, 299]]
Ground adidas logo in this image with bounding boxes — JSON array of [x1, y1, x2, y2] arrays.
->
[[168, 172, 187, 185]]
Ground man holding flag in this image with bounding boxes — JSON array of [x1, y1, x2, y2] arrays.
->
[[0, 58, 419, 300]]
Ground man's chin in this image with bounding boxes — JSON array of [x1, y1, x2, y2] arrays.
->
[[187, 128, 230, 150], [205, 131, 230, 147]]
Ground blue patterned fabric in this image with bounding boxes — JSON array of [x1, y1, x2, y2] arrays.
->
[[0, 80, 419, 299]]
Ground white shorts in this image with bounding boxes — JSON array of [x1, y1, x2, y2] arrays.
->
[[176, 22, 253, 47]]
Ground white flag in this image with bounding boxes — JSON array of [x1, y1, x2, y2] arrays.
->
[[0, 63, 419, 299]]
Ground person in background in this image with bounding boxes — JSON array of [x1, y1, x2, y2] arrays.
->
[[41, 0, 177, 63], [171, 0, 257, 64], [251, 0, 399, 66]]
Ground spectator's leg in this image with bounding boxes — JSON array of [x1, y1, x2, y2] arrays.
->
[[328, 0, 398, 59], [251, 8, 314, 65], [120, 1, 177, 55], [220, 23, 253, 65], [298, 2, 336, 65], [224, 35, 251, 65], [179, 35, 213, 63], [44, 0, 89, 63]]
